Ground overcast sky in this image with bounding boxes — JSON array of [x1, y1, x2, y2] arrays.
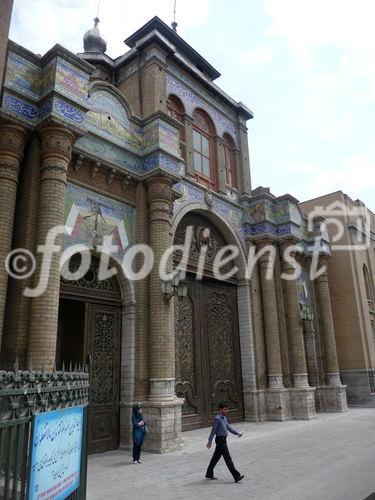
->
[[9, 0, 375, 210]]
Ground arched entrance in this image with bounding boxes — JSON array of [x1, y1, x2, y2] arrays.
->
[[58, 255, 122, 454], [174, 213, 244, 430]]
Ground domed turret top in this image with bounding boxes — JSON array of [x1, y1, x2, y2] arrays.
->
[[83, 17, 107, 54]]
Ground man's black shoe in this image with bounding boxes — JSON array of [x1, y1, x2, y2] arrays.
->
[[235, 475, 244, 483], [205, 476, 218, 480]]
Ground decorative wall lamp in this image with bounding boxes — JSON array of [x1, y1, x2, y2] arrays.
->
[[161, 272, 188, 304]]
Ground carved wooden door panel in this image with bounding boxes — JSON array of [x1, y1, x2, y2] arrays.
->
[[87, 304, 121, 454], [175, 278, 243, 430], [175, 281, 208, 430], [202, 282, 243, 425]]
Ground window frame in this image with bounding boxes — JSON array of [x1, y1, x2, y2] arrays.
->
[[223, 134, 238, 190], [192, 109, 216, 190], [167, 95, 186, 160]]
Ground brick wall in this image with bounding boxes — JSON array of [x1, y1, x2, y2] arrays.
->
[[0, 0, 13, 85]]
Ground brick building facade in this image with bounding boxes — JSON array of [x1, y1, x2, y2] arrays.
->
[[0, 11, 348, 453], [301, 192, 375, 407]]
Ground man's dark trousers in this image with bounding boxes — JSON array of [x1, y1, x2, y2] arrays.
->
[[206, 436, 240, 480]]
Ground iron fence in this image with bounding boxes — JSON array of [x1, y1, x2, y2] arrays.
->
[[369, 370, 375, 394], [0, 362, 90, 500]]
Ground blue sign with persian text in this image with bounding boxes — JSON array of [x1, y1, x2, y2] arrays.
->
[[28, 406, 83, 500]]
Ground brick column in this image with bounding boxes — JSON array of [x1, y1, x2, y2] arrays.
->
[[274, 245, 292, 387], [316, 260, 341, 386], [0, 123, 27, 348], [27, 127, 74, 369], [280, 242, 316, 420], [257, 240, 283, 388], [280, 244, 309, 388], [315, 259, 347, 412], [247, 241, 267, 389], [303, 318, 320, 388], [134, 182, 149, 399], [146, 175, 175, 399], [143, 175, 183, 453]]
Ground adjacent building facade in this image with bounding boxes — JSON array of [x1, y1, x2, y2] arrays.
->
[[301, 192, 375, 406], [0, 5, 347, 454]]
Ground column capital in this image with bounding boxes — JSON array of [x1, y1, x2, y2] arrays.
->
[[279, 237, 299, 253], [256, 237, 274, 250], [146, 175, 173, 204], [39, 126, 75, 164], [0, 123, 27, 160]]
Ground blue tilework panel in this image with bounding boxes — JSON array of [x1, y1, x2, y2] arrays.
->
[[167, 75, 237, 140]]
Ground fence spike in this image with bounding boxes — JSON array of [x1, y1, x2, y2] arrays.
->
[[14, 357, 19, 372], [62, 361, 65, 372], [28, 359, 33, 372], [69, 361, 73, 372]]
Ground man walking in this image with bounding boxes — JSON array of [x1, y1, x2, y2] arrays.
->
[[205, 403, 244, 482]]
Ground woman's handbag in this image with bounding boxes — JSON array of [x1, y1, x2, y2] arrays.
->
[[143, 424, 149, 438]]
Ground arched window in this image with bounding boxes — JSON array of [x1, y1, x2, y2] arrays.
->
[[193, 109, 216, 190], [167, 95, 186, 160], [223, 133, 237, 189], [363, 265, 373, 305]]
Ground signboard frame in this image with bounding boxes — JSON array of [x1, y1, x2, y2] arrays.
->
[[27, 405, 84, 500]]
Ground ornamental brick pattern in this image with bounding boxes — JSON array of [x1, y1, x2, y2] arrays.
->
[[27, 127, 75, 370], [0, 123, 27, 349]]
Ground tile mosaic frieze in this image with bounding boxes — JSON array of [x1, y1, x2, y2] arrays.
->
[[4, 51, 41, 101], [173, 180, 246, 248], [2, 91, 39, 124], [141, 153, 182, 176], [86, 90, 143, 154], [63, 183, 135, 263], [55, 57, 89, 107], [75, 135, 142, 174], [167, 64, 237, 122], [143, 119, 179, 156]]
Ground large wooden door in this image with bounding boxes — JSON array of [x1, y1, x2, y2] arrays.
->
[[60, 255, 123, 454], [87, 303, 121, 454], [175, 278, 243, 430]]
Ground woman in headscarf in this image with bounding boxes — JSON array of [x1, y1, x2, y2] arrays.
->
[[132, 404, 146, 464]]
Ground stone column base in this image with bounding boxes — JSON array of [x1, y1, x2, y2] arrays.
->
[[149, 378, 176, 401], [317, 385, 348, 412], [265, 388, 292, 421], [290, 387, 317, 420], [243, 389, 264, 421], [140, 398, 184, 454]]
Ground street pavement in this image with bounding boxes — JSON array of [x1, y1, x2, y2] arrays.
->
[[87, 408, 375, 500]]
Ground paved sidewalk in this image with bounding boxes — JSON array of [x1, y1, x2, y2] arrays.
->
[[87, 409, 375, 500]]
